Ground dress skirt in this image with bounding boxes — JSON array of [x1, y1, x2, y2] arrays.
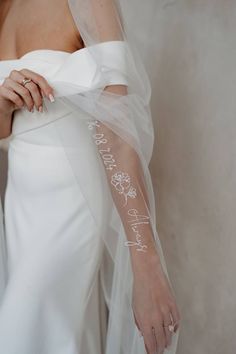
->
[[0, 99, 108, 354]]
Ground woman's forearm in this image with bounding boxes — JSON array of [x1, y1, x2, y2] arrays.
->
[[93, 120, 163, 275], [0, 112, 12, 139], [91, 85, 163, 275], [87, 85, 161, 276]]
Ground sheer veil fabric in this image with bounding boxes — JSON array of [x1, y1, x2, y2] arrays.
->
[[0, 0, 179, 353]]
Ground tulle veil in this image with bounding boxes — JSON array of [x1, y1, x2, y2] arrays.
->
[[0, 1, 179, 353]]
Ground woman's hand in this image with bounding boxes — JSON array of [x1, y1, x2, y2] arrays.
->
[[0, 68, 54, 116], [0, 68, 54, 139], [132, 255, 181, 354]]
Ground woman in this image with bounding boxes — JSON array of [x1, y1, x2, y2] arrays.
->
[[0, 0, 180, 353]]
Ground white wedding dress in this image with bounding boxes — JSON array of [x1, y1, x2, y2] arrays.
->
[[0, 23, 179, 354], [0, 49, 118, 354]]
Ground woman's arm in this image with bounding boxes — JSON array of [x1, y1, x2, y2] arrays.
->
[[97, 84, 159, 268], [92, 79, 181, 354]]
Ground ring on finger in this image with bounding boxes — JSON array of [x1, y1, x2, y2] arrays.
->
[[163, 322, 178, 333], [21, 78, 32, 87]]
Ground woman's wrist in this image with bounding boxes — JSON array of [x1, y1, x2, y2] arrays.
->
[[130, 246, 164, 280]]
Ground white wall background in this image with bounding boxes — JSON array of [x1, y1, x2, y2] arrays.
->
[[147, 1, 236, 353], [1, 1, 236, 353]]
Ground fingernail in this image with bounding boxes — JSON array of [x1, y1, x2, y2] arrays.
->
[[49, 93, 55, 103], [31, 107, 34, 113], [39, 105, 43, 113]]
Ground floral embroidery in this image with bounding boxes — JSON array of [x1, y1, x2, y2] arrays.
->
[[111, 171, 137, 206]]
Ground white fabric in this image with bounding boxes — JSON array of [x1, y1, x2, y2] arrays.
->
[[0, 46, 179, 353], [0, 42, 128, 94], [0, 100, 107, 354]]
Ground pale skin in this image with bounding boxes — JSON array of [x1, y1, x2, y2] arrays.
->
[[0, 1, 181, 353]]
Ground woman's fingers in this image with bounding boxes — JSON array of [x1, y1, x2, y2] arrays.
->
[[142, 326, 166, 354], [154, 324, 166, 354], [138, 311, 176, 354], [19, 68, 54, 101], [3, 78, 35, 112], [0, 85, 24, 110], [6, 68, 55, 112], [8, 69, 48, 111], [163, 313, 173, 348], [170, 302, 181, 332], [142, 325, 158, 354], [22, 80, 43, 112], [133, 302, 180, 354]]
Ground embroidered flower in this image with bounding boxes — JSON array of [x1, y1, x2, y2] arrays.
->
[[111, 171, 137, 205], [127, 186, 137, 199]]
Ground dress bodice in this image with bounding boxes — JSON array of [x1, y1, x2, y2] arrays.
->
[[0, 41, 128, 136], [0, 41, 128, 97]]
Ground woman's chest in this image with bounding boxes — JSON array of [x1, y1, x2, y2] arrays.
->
[[0, 0, 79, 60]]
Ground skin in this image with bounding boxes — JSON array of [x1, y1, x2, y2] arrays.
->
[[0, 0, 83, 138], [0, 1, 181, 353], [96, 111, 181, 353]]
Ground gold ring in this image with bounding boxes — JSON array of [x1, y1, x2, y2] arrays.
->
[[21, 78, 32, 86]]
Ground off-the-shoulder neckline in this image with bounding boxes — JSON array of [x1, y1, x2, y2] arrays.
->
[[0, 47, 87, 62], [0, 41, 126, 63]]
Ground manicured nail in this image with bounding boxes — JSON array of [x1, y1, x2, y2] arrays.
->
[[49, 94, 55, 103], [39, 105, 43, 113]]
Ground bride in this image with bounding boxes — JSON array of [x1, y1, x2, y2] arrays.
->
[[0, 0, 180, 353]]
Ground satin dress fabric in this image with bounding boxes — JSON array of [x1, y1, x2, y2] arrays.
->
[[0, 50, 111, 354]]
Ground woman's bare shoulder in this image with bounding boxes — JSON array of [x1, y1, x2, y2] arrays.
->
[[0, 0, 84, 59]]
